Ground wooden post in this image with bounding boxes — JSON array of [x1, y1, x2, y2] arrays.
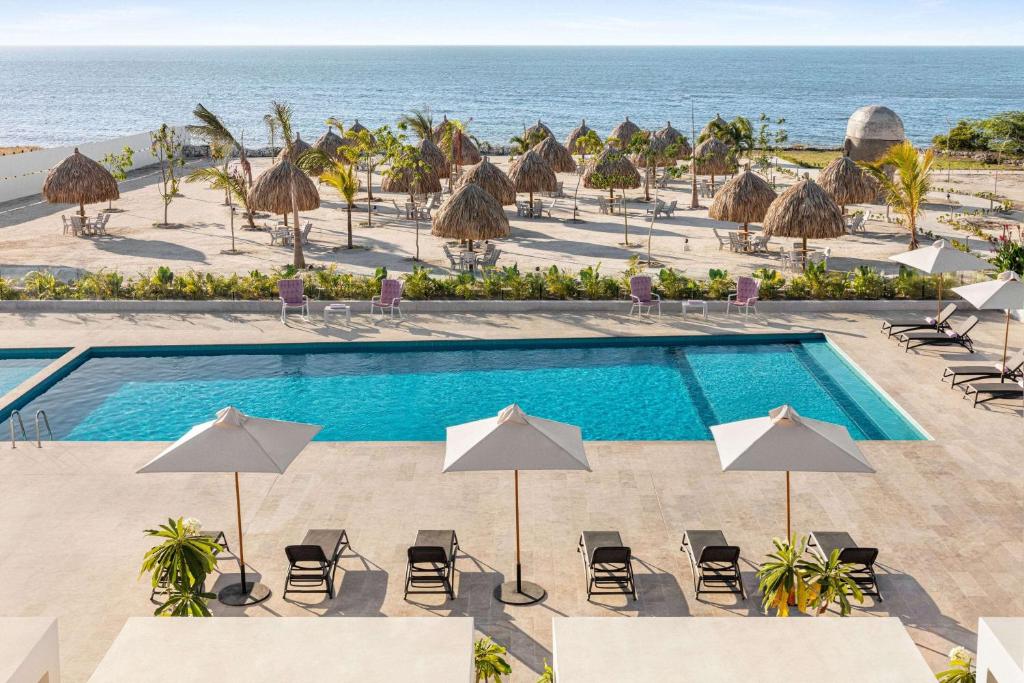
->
[[234, 472, 247, 591], [1001, 310, 1011, 380], [786, 471, 792, 540]]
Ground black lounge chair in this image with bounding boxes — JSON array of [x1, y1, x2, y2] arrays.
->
[[898, 315, 978, 353], [943, 349, 1024, 388], [808, 531, 882, 601], [963, 380, 1024, 407], [681, 530, 745, 599], [578, 531, 637, 600], [150, 530, 229, 601], [404, 529, 458, 600], [284, 529, 349, 599], [881, 303, 956, 339]]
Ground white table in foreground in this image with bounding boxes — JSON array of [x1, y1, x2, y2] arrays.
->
[[90, 617, 474, 683], [0, 617, 60, 683], [324, 303, 351, 325], [552, 617, 933, 682], [681, 299, 708, 319]]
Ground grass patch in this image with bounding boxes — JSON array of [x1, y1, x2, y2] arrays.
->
[[777, 148, 1021, 171]]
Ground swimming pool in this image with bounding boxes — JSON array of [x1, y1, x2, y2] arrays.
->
[[0, 349, 66, 397], [0, 335, 925, 441]]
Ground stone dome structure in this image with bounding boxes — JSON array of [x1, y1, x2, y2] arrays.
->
[[843, 105, 905, 162]]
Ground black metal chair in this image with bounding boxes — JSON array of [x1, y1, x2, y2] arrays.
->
[[578, 531, 637, 600], [404, 529, 459, 600], [809, 531, 882, 601], [283, 529, 349, 599], [681, 530, 745, 599]]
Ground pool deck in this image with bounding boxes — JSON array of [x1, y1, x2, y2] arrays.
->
[[0, 310, 1020, 682]]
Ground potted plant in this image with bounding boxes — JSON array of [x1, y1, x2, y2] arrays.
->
[[140, 517, 221, 617], [474, 637, 512, 682], [936, 646, 976, 682], [800, 548, 864, 616], [756, 535, 812, 616]]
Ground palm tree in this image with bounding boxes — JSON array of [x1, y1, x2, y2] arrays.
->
[[263, 114, 278, 154], [186, 104, 244, 202], [319, 161, 359, 249], [572, 129, 603, 162], [185, 166, 256, 227], [340, 127, 384, 204], [397, 108, 434, 141], [509, 128, 547, 155], [439, 118, 478, 189], [703, 115, 754, 163], [626, 130, 657, 201], [270, 101, 295, 151], [385, 143, 432, 261], [860, 141, 934, 250]]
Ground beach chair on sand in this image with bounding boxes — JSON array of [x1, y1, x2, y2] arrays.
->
[[681, 530, 745, 599], [713, 228, 731, 251], [370, 278, 404, 320], [284, 529, 349, 599], [898, 315, 978, 353], [578, 531, 637, 600], [881, 303, 956, 339], [278, 278, 309, 323], [808, 531, 882, 601], [629, 275, 661, 318], [405, 530, 458, 600], [942, 349, 1024, 388]]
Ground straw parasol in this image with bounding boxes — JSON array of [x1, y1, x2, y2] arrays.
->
[[523, 119, 553, 141], [693, 137, 734, 184], [446, 130, 482, 165], [582, 146, 641, 200], [508, 149, 557, 208], [609, 117, 641, 148], [564, 119, 595, 152], [458, 158, 515, 206], [313, 127, 344, 159], [532, 136, 576, 173], [709, 168, 778, 237], [700, 113, 728, 141], [431, 114, 451, 143], [818, 154, 879, 214], [381, 164, 442, 195], [762, 175, 845, 255], [277, 133, 311, 163], [652, 121, 692, 162], [43, 148, 120, 221], [418, 138, 449, 178], [346, 119, 374, 144], [248, 158, 320, 232], [432, 182, 510, 250]]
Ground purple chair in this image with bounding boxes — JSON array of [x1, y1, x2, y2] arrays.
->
[[371, 278, 404, 320], [278, 278, 309, 323], [629, 275, 661, 318], [727, 276, 759, 316]]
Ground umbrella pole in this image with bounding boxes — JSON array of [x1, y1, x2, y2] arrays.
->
[[936, 276, 943, 321], [217, 471, 271, 606], [514, 469, 522, 592], [495, 468, 544, 605], [1001, 310, 1010, 380], [235, 471, 247, 592], [786, 471, 791, 540]]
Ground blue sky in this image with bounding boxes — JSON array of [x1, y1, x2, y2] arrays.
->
[[4, 0, 1023, 46]]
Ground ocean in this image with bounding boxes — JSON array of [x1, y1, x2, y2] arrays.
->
[[1, 46, 1022, 149]]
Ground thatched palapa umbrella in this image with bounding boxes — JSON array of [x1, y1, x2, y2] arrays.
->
[[509, 150, 557, 212], [277, 133, 311, 163], [709, 168, 778, 238], [313, 127, 344, 159], [652, 121, 691, 162], [523, 119, 553, 141], [418, 138, 449, 179], [248, 159, 320, 268], [564, 119, 595, 154], [433, 182, 510, 251], [445, 130, 482, 166], [347, 119, 375, 145], [818, 154, 879, 214], [431, 115, 451, 144], [763, 176, 845, 261], [532, 136, 576, 173], [583, 146, 642, 244], [458, 159, 515, 206], [700, 114, 728, 141], [381, 164, 442, 195], [42, 148, 119, 222], [693, 137, 734, 188], [609, 117, 641, 148]]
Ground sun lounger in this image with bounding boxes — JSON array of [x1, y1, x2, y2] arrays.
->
[[681, 530, 745, 599], [578, 531, 637, 600], [943, 349, 1024, 388], [898, 315, 978, 353], [963, 380, 1024, 407], [808, 531, 882, 601], [284, 529, 350, 599], [881, 303, 956, 338], [404, 529, 459, 600]]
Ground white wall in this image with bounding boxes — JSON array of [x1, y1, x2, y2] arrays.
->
[[0, 127, 188, 204], [0, 617, 60, 683]]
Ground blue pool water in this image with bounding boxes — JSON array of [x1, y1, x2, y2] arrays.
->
[[0, 354, 59, 396], [1, 336, 924, 441]]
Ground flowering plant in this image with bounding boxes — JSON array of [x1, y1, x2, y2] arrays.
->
[[182, 518, 202, 536], [936, 645, 976, 683]]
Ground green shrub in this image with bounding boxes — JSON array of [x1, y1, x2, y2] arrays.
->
[[753, 268, 786, 300]]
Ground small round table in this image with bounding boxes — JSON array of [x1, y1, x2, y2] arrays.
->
[[324, 304, 351, 326]]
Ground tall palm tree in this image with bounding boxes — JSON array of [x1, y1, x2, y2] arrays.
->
[[187, 104, 245, 201], [340, 128, 383, 204], [263, 114, 278, 153], [270, 101, 295, 151], [319, 161, 359, 249], [626, 130, 656, 201], [860, 141, 934, 250], [703, 115, 754, 163], [439, 118, 477, 189], [397, 108, 434, 141]]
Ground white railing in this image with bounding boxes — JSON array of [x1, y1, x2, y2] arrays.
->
[[0, 127, 188, 204]]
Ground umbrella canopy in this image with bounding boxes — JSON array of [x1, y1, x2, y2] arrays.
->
[[700, 114, 729, 141], [652, 121, 692, 162], [582, 147, 641, 194], [381, 164, 442, 195], [417, 138, 449, 178], [708, 169, 778, 234], [457, 158, 516, 206], [762, 177, 845, 251], [443, 404, 588, 604], [523, 119, 554, 141], [609, 117, 641, 148], [313, 127, 344, 159], [564, 119, 595, 152], [693, 137, 734, 177], [818, 155, 878, 211], [953, 271, 1024, 376], [42, 148, 120, 219], [431, 114, 451, 143], [277, 133, 311, 163], [532, 136, 577, 173], [509, 149, 557, 195], [892, 239, 992, 275], [139, 406, 322, 605], [712, 405, 873, 538], [432, 182, 510, 241], [446, 130, 482, 165], [248, 159, 321, 215]]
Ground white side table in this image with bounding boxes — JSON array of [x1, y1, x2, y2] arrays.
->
[[324, 304, 351, 325], [681, 299, 707, 319]]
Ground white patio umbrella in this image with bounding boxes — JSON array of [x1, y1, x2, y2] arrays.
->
[[953, 271, 1024, 380], [443, 404, 589, 605], [711, 405, 874, 539], [889, 239, 990, 319], [138, 406, 322, 606]]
